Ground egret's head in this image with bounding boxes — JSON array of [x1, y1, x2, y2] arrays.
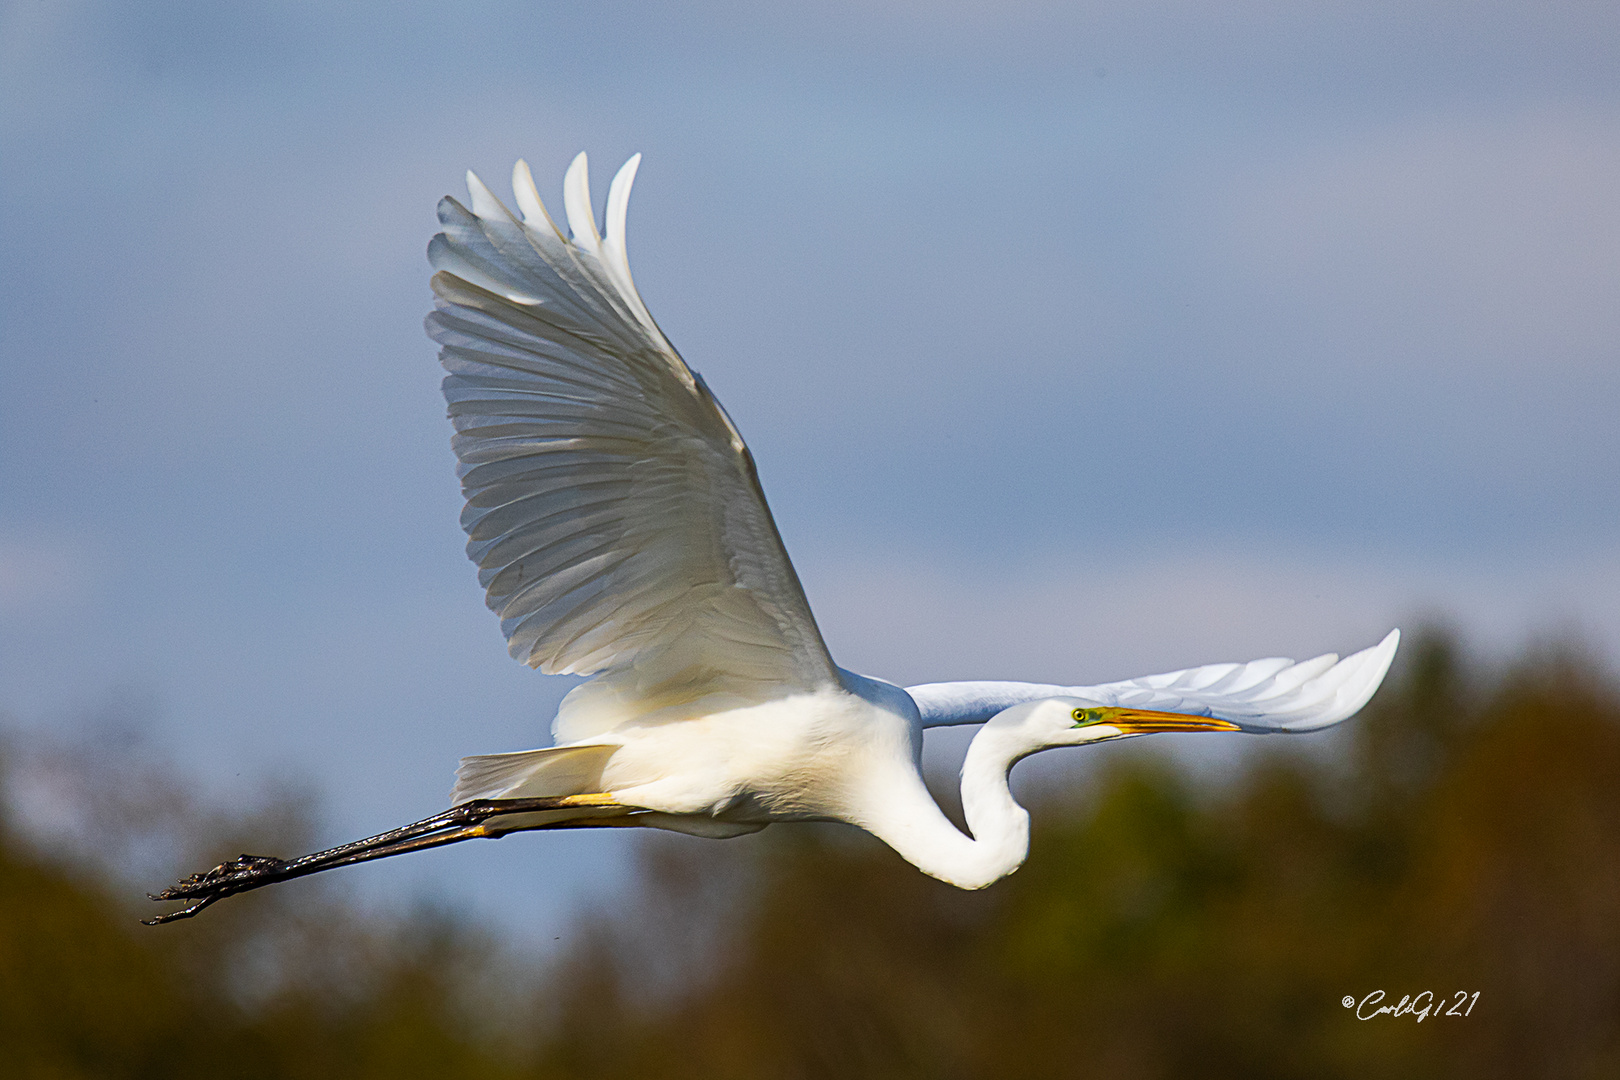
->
[[987, 696, 1242, 753]]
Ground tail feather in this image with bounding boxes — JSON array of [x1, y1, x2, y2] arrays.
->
[[452, 743, 618, 804]]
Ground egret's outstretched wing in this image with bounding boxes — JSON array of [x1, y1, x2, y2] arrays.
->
[[909, 629, 1399, 732], [426, 154, 839, 742]]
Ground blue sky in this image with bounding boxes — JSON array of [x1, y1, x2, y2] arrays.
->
[[3, 0, 1618, 944]]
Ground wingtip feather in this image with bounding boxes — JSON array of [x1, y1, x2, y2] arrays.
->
[[563, 151, 602, 252], [603, 153, 642, 288], [465, 170, 510, 222], [512, 158, 562, 237], [1281, 627, 1401, 731]]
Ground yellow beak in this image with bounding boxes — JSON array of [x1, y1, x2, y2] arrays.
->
[[1098, 708, 1243, 735]]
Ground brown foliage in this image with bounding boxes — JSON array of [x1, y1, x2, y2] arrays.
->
[[1, 630, 1617, 1078]]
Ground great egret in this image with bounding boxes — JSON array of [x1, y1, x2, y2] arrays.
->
[[146, 154, 1398, 923]]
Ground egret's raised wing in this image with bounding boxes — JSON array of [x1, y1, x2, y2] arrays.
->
[[909, 629, 1399, 732], [426, 154, 839, 742]]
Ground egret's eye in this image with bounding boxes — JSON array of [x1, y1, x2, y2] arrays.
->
[[1071, 707, 1103, 725]]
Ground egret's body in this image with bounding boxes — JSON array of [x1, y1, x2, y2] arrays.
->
[[146, 151, 1398, 920]]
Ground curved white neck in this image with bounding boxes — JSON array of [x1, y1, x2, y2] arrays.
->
[[855, 725, 1032, 890]]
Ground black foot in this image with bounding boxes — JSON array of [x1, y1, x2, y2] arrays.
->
[[143, 795, 627, 924]]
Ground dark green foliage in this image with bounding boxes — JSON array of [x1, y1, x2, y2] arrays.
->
[[2, 628, 1617, 1078]]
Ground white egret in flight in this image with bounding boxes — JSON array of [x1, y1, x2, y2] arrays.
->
[[147, 154, 1398, 923]]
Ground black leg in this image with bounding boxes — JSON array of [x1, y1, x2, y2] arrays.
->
[[144, 795, 629, 924]]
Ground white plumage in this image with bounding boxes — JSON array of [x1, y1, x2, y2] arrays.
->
[[909, 636, 1398, 733], [143, 151, 1401, 925], [429, 154, 839, 750], [424, 152, 1400, 888]]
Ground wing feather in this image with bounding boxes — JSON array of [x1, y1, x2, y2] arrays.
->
[[908, 629, 1400, 733], [426, 153, 839, 743]]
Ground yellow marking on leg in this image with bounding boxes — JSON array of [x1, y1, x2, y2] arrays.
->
[[554, 792, 621, 808]]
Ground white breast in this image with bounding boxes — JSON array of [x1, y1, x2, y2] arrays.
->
[[591, 685, 916, 823]]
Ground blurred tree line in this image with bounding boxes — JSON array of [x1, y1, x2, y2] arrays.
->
[[1, 629, 1616, 1078]]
